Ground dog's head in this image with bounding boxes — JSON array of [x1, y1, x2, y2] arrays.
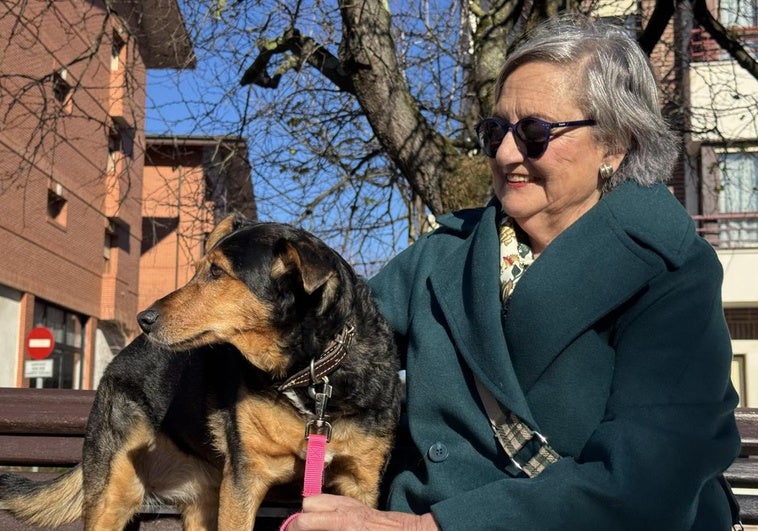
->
[[136, 215, 356, 377]]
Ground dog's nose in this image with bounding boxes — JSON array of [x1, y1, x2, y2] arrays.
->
[[137, 309, 159, 333]]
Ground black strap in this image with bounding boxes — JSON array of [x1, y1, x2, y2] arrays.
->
[[718, 474, 743, 530]]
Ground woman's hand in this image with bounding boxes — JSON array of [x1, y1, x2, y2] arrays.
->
[[284, 494, 439, 531]]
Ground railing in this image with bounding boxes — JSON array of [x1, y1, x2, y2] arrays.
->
[[692, 212, 758, 248], [690, 25, 758, 63]]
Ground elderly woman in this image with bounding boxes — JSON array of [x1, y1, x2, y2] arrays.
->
[[288, 13, 740, 531]]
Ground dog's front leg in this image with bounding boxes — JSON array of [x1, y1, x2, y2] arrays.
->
[[217, 473, 265, 531], [327, 434, 395, 508]]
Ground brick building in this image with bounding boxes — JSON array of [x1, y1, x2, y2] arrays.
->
[[140, 135, 256, 314], [0, 0, 249, 390], [90, 134, 256, 384]]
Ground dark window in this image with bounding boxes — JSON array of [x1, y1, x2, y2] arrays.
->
[[52, 72, 71, 105], [47, 186, 67, 225], [29, 300, 85, 389]]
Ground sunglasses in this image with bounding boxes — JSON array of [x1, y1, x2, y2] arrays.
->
[[475, 116, 597, 159]]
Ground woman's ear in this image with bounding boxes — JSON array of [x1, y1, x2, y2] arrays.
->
[[603, 146, 627, 172]]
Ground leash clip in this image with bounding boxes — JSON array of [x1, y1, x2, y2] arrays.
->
[[306, 367, 333, 442]]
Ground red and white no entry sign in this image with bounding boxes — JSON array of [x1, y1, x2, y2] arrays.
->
[[26, 326, 55, 360]]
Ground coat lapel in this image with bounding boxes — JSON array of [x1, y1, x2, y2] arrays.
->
[[428, 205, 538, 427], [504, 192, 668, 392], [427, 183, 688, 428]]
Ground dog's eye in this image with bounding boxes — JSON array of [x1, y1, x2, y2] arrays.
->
[[209, 264, 224, 278]]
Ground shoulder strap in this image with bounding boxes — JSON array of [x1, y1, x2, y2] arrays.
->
[[474, 376, 559, 477], [718, 474, 744, 530]]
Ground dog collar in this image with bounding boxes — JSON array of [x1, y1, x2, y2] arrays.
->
[[276, 322, 356, 392]]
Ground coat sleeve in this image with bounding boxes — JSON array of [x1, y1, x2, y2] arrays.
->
[[367, 237, 430, 357], [428, 242, 741, 530]]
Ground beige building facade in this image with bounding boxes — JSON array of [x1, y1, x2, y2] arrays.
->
[[591, 0, 758, 406]]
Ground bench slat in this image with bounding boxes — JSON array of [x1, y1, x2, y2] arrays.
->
[[725, 457, 758, 488], [736, 408, 758, 455], [0, 434, 84, 467], [0, 388, 94, 436], [736, 493, 758, 525]]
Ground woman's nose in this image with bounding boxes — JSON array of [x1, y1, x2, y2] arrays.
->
[[495, 130, 525, 164]]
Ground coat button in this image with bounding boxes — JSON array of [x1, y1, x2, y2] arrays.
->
[[428, 442, 449, 462]]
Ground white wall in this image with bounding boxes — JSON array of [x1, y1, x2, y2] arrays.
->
[[0, 285, 21, 387], [732, 340, 758, 407], [92, 328, 117, 388], [690, 61, 758, 142], [717, 249, 758, 307]]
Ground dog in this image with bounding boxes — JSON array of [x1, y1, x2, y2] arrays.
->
[[0, 216, 401, 530]]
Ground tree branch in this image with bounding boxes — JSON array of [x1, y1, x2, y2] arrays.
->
[[338, 0, 451, 215], [691, 0, 758, 81], [240, 28, 355, 93], [637, 0, 676, 55]]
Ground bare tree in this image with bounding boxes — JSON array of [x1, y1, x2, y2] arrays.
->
[[222, 0, 757, 271], [2, 0, 756, 275]]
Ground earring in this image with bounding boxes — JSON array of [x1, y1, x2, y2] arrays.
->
[[599, 163, 614, 181]]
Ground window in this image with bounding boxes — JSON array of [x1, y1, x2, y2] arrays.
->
[[719, 0, 757, 27], [731, 354, 747, 407], [107, 127, 135, 173], [30, 300, 85, 389], [104, 225, 116, 271], [47, 183, 67, 226], [107, 130, 121, 174], [52, 70, 72, 110], [726, 308, 758, 339], [111, 31, 126, 71], [716, 150, 758, 246]]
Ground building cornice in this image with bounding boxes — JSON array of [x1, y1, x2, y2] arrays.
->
[[109, 0, 196, 69]]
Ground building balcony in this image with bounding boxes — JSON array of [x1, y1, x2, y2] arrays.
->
[[690, 25, 758, 63], [694, 212, 758, 249], [694, 213, 758, 306]]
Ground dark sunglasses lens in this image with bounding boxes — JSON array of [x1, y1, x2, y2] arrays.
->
[[477, 120, 507, 158], [516, 118, 550, 158]]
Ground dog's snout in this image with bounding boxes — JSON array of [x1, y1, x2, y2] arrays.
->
[[137, 309, 159, 333]]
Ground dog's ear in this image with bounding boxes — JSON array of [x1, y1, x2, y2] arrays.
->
[[271, 239, 338, 296], [205, 215, 239, 250], [230, 212, 249, 231]]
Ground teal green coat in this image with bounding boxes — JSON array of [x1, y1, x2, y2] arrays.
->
[[368, 182, 740, 530]]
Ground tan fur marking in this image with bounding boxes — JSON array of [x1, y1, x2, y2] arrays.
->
[[204, 215, 236, 251], [325, 425, 392, 506], [84, 423, 152, 530], [216, 472, 255, 530], [214, 394, 304, 530], [182, 491, 219, 531], [271, 241, 337, 296], [0, 466, 83, 527], [216, 391, 390, 519], [270, 242, 302, 281], [84, 421, 221, 531]]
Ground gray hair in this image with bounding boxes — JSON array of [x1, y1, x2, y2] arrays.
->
[[494, 14, 679, 189]]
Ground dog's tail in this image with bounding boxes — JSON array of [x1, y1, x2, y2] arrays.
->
[[0, 465, 83, 526]]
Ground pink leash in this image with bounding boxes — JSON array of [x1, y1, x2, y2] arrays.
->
[[280, 371, 334, 531], [279, 433, 328, 530]]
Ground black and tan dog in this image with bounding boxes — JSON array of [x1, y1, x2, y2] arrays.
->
[[0, 216, 401, 530]]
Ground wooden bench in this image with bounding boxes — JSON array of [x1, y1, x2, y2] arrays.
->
[[0, 388, 293, 530], [2, 388, 757, 528], [726, 408, 758, 526]]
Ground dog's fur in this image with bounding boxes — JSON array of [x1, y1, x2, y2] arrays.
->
[[0, 217, 401, 530]]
